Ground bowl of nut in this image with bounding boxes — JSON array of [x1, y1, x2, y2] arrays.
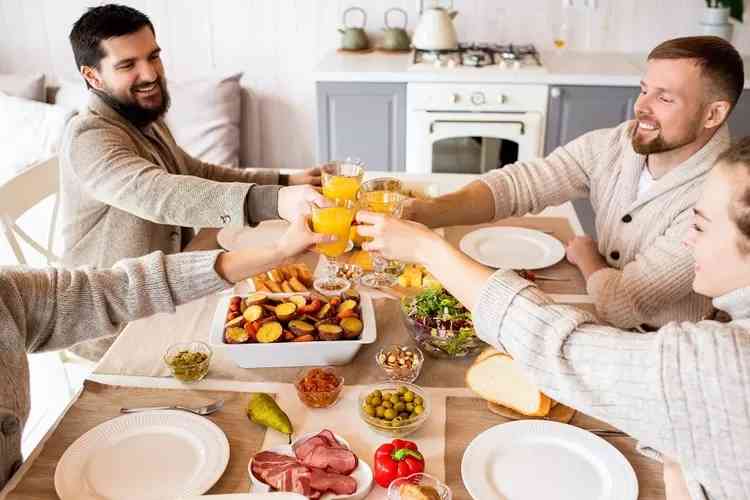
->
[[359, 382, 430, 437], [376, 345, 424, 383]]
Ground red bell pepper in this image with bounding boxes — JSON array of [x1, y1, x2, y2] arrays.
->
[[373, 439, 425, 488]]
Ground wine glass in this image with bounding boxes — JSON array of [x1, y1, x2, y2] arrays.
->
[[358, 178, 406, 288], [321, 159, 364, 202], [311, 198, 357, 295]]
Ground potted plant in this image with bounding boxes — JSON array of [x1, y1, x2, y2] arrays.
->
[[701, 0, 744, 41], [703, 0, 744, 25]]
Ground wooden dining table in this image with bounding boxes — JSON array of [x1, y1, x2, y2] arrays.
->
[[1, 172, 665, 500]]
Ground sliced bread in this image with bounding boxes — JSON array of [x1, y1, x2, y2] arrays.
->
[[466, 352, 552, 417]]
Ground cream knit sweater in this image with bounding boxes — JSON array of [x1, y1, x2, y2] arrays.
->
[[0, 250, 229, 492], [480, 121, 730, 328], [475, 270, 750, 500]]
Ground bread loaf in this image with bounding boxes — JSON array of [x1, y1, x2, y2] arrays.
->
[[466, 351, 552, 417]]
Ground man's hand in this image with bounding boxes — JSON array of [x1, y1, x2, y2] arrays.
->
[[277, 185, 329, 222], [276, 215, 334, 259], [566, 235, 608, 279], [287, 167, 321, 186]]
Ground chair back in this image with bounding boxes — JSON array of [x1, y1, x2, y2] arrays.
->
[[0, 156, 61, 266]]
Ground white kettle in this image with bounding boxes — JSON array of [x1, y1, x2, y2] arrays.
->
[[412, 0, 459, 50]]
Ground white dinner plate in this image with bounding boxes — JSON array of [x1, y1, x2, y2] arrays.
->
[[459, 227, 565, 270], [461, 421, 638, 500], [55, 410, 230, 500]]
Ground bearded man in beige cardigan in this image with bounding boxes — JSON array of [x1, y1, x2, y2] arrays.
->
[[404, 36, 744, 330], [59, 5, 324, 360]]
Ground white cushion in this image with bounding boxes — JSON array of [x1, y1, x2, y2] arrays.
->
[[55, 73, 243, 166], [0, 94, 76, 182], [0, 73, 45, 102]]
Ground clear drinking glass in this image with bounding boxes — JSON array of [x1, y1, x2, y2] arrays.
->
[[311, 198, 357, 295], [358, 178, 406, 288], [321, 159, 364, 202]]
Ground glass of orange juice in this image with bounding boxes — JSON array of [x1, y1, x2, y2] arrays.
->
[[358, 178, 406, 288], [311, 198, 357, 295], [321, 160, 364, 202]]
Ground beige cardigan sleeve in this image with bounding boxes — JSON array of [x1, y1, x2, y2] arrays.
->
[[586, 208, 697, 328], [176, 145, 281, 186], [2, 250, 229, 354], [66, 121, 250, 227], [472, 270, 750, 500], [479, 129, 597, 220]]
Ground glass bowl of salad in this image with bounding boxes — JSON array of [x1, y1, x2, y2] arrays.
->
[[400, 288, 487, 358]]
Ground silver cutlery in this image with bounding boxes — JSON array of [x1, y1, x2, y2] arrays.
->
[[120, 400, 224, 416], [532, 274, 572, 282], [588, 428, 630, 437]]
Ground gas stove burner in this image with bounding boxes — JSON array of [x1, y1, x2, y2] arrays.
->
[[413, 43, 542, 69]]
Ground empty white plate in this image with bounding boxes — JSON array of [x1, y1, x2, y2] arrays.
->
[[461, 421, 637, 500], [55, 410, 230, 500], [459, 227, 565, 270]]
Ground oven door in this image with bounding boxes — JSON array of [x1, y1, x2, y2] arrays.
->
[[407, 111, 543, 174]]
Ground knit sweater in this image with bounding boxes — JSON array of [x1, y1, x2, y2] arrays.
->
[[480, 121, 730, 328], [474, 270, 750, 500], [0, 250, 229, 492], [59, 93, 280, 360]]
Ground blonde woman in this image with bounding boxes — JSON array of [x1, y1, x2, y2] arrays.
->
[[0, 216, 331, 491], [356, 139, 750, 499]]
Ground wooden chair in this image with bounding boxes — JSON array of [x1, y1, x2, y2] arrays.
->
[[0, 156, 61, 266]]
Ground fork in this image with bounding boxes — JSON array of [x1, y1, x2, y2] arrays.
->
[[120, 400, 224, 416]]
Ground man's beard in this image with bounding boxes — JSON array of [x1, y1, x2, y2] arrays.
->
[[93, 78, 171, 128], [631, 117, 700, 155]]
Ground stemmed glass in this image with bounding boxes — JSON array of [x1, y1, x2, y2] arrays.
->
[[311, 198, 357, 295], [321, 160, 364, 202], [358, 178, 406, 288], [321, 160, 364, 250]]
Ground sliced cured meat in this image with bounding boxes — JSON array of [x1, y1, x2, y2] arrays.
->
[[309, 468, 358, 495]]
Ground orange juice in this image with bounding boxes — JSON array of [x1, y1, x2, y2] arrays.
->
[[312, 206, 355, 257], [361, 190, 402, 214], [323, 175, 361, 201]]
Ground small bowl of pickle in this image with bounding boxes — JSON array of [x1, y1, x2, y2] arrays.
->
[[163, 341, 212, 383], [358, 381, 430, 437]]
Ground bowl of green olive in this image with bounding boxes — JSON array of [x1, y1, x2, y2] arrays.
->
[[358, 382, 430, 437], [163, 341, 212, 383]]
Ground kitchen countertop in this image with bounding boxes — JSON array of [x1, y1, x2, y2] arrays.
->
[[314, 50, 750, 88]]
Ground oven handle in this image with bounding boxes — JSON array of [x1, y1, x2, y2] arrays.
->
[[429, 119, 525, 134]]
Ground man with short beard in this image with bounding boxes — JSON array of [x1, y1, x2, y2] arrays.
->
[[402, 36, 744, 330], [59, 4, 324, 361]]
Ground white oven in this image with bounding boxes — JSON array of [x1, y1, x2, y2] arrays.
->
[[406, 83, 548, 174]]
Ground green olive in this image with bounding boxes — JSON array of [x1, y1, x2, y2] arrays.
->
[[414, 396, 424, 406], [390, 394, 400, 405], [394, 402, 406, 412], [384, 408, 396, 420], [370, 395, 382, 406], [414, 405, 424, 415], [376, 406, 386, 417], [398, 386, 408, 395], [403, 391, 414, 402], [364, 404, 375, 416], [372, 390, 382, 399], [406, 402, 415, 412], [382, 400, 392, 409]]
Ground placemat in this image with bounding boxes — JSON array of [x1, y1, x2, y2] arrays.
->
[[5, 381, 269, 499], [444, 397, 665, 500]]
